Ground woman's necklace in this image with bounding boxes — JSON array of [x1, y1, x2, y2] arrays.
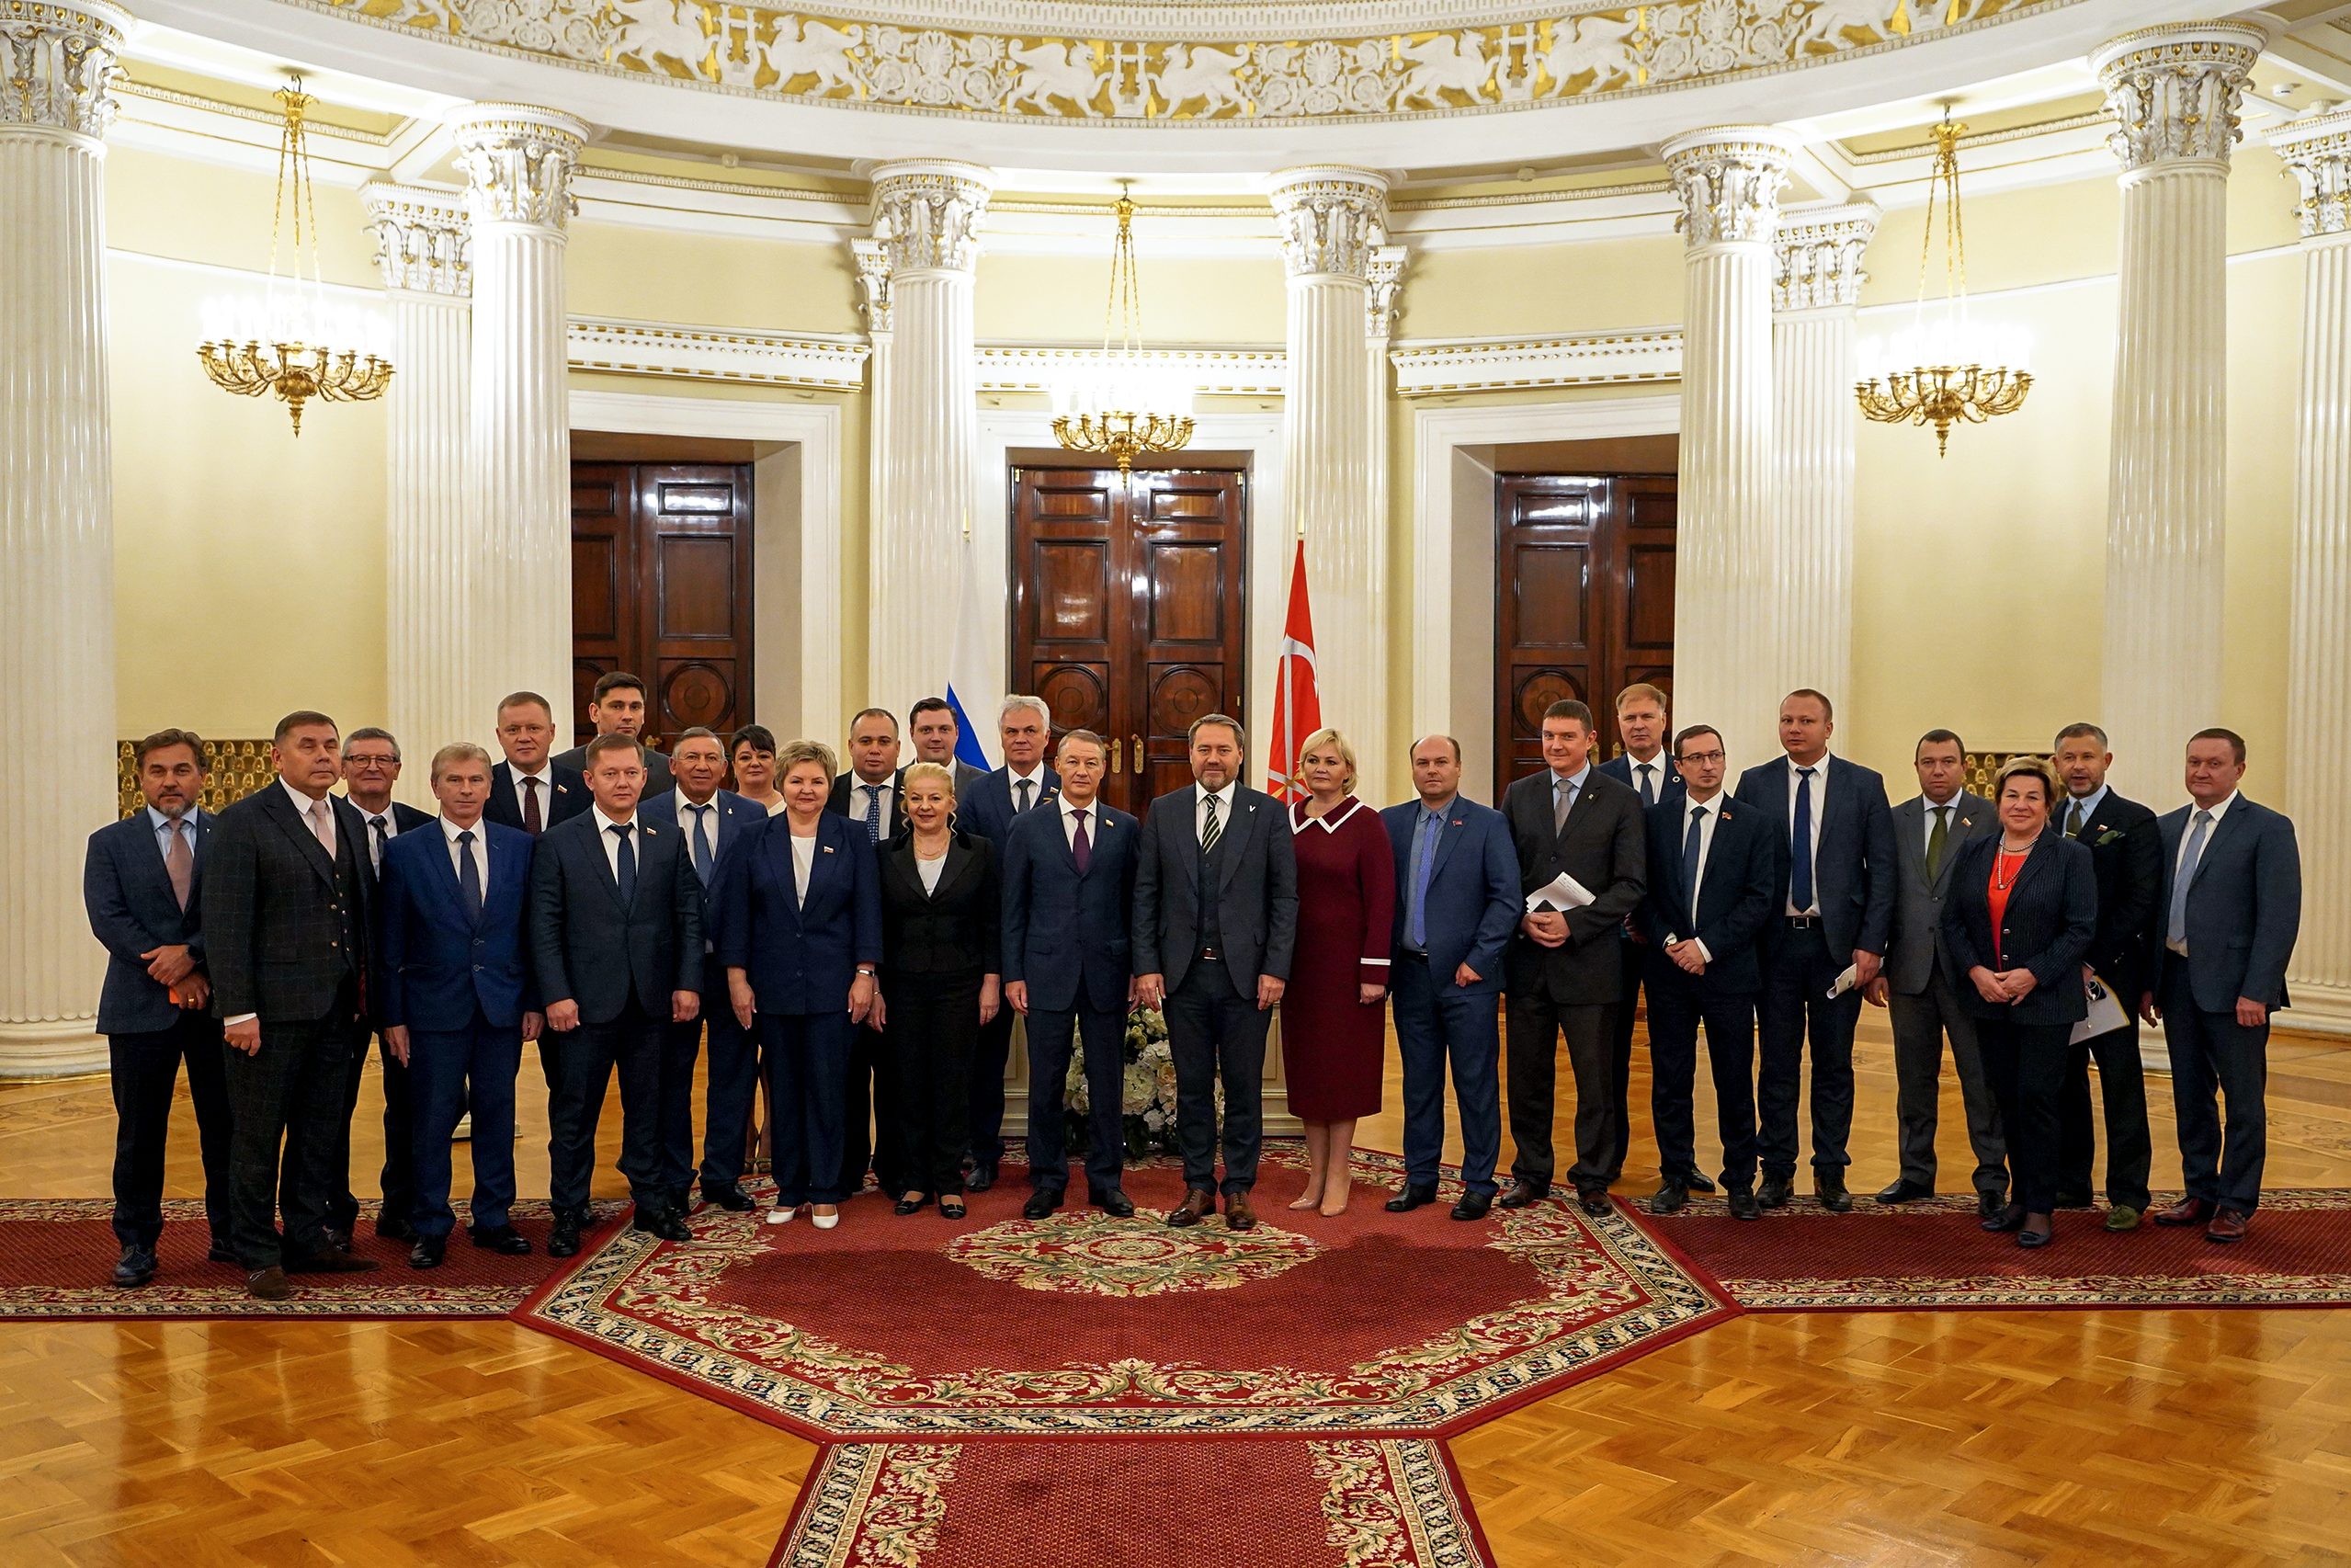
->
[[1993, 842, 2031, 890]]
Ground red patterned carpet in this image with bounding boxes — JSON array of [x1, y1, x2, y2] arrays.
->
[[1635, 1189, 2351, 1310], [0, 1199, 626, 1319]]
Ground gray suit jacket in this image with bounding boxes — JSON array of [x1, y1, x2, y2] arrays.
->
[[1131, 783, 1299, 999], [1885, 791, 1994, 995]]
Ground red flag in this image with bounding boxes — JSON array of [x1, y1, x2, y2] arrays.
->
[[1266, 540, 1323, 801]]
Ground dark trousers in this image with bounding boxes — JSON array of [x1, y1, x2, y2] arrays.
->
[[880, 970, 982, 1196], [1504, 981, 1613, 1190], [108, 1012, 233, 1249], [1164, 961, 1269, 1196], [1391, 956, 1502, 1197], [1641, 960, 1758, 1188], [698, 961, 763, 1193], [764, 1008, 857, 1205], [325, 1031, 412, 1233], [967, 1006, 1017, 1168], [1026, 1002, 1128, 1198], [656, 1011, 703, 1208], [1887, 971, 2008, 1197], [221, 993, 363, 1269], [1755, 924, 1863, 1176], [1602, 936, 1643, 1178], [842, 1022, 911, 1199], [2058, 1021, 2152, 1210], [1974, 1017, 2072, 1214], [546, 1000, 664, 1215], [407, 1012, 522, 1238], [2160, 959, 2269, 1213]]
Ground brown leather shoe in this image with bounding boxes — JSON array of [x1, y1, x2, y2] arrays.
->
[[2205, 1208, 2250, 1244], [1224, 1193, 1257, 1232], [285, 1247, 380, 1275], [2153, 1196, 2214, 1227], [1166, 1188, 1216, 1228], [245, 1266, 293, 1301]]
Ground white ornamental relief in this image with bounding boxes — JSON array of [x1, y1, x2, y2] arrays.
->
[[0, 1, 128, 138], [2273, 112, 2351, 242], [449, 0, 615, 59], [2094, 24, 2265, 174]]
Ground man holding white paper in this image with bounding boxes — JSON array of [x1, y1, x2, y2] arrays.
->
[[1498, 699, 1646, 1216]]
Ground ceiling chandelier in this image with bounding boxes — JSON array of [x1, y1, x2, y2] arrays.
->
[[197, 76, 392, 436], [1855, 112, 2030, 457], [1051, 184, 1194, 474]]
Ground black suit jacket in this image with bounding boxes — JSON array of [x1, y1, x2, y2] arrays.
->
[[828, 769, 909, 840], [1637, 796, 1777, 996], [879, 830, 1001, 977], [485, 761, 590, 834], [527, 811, 702, 1025], [1941, 831, 2097, 1025], [1131, 784, 1299, 999], [961, 766, 1062, 846], [1499, 767, 1646, 1003], [1597, 751, 1686, 809], [2060, 790, 2161, 1002], [85, 810, 214, 1036], [1003, 799, 1139, 1013], [201, 785, 374, 1023], [1732, 754, 1897, 959], [553, 742, 674, 798]]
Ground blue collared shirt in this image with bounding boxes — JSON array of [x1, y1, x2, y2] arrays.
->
[[146, 805, 199, 864]]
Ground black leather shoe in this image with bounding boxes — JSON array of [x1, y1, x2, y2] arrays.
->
[[207, 1242, 238, 1266], [1576, 1185, 1612, 1217], [1092, 1190, 1136, 1218], [631, 1210, 692, 1243], [111, 1244, 156, 1289], [547, 1221, 582, 1258], [1758, 1174, 1793, 1210], [1647, 1181, 1689, 1216], [967, 1162, 997, 1193], [701, 1185, 756, 1213], [321, 1225, 355, 1255], [1449, 1191, 1494, 1221], [470, 1224, 531, 1256], [408, 1235, 447, 1269], [2051, 1188, 2095, 1210], [1023, 1191, 1062, 1221], [1684, 1172, 1719, 1195], [1815, 1174, 1854, 1214], [374, 1214, 417, 1244], [2016, 1214, 2054, 1248], [1982, 1202, 2027, 1233], [938, 1195, 966, 1220], [893, 1195, 929, 1216], [1875, 1179, 1933, 1205], [1978, 1190, 2008, 1222], [1726, 1187, 1761, 1221], [1385, 1185, 1438, 1213], [1498, 1180, 1548, 1210]]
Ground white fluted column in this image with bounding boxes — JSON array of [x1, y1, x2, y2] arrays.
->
[[363, 183, 473, 796], [1270, 167, 1393, 802], [2271, 108, 2351, 1035], [452, 105, 586, 730], [2092, 23, 2263, 801], [861, 161, 992, 722], [0, 1, 127, 1078], [1664, 127, 1792, 768], [1772, 202, 1877, 720]]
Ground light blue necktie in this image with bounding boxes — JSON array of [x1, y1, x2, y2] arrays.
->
[[1408, 808, 1441, 949], [2167, 809, 2213, 947]]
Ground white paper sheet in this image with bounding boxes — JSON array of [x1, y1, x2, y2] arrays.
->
[[1823, 963, 1860, 999], [2072, 970, 2128, 1045], [1523, 872, 1596, 914]]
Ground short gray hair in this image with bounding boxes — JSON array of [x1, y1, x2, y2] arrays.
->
[[999, 694, 1051, 729], [430, 742, 493, 782], [1057, 728, 1107, 759], [345, 726, 400, 761]]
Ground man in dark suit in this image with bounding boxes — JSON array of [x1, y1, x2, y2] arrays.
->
[[1733, 688, 1896, 1212], [528, 733, 705, 1256], [829, 708, 909, 843], [638, 727, 759, 1213], [377, 743, 540, 1267], [335, 727, 434, 1244], [83, 729, 233, 1288], [201, 711, 379, 1301], [2143, 728, 2302, 1244], [826, 707, 907, 1202], [486, 690, 589, 836], [1636, 724, 1777, 1218], [2050, 722, 2163, 1231], [957, 695, 1060, 1190], [1865, 730, 2005, 1216], [553, 671, 675, 797], [1595, 683, 1685, 1186], [1134, 713, 1299, 1232], [908, 696, 988, 798], [1004, 729, 1140, 1219], [1500, 699, 1647, 1216], [1380, 734, 1519, 1221]]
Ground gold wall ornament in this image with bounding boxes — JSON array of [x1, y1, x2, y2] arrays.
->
[[195, 77, 393, 435], [1051, 185, 1194, 473], [116, 739, 277, 817]]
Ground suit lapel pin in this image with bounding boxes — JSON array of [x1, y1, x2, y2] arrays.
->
[[1449, 817, 1462, 827], [822, 845, 835, 854]]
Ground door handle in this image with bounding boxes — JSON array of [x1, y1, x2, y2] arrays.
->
[[1131, 733, 1145, 774], [1111, 737, 1124, 772]]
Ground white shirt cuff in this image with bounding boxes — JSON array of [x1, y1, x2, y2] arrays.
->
[[224, 1012, 256, 1027]]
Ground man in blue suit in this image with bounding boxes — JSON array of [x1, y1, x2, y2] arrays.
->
[[378, 744, 541, 1268], [1003, 729, 1140, 1219], [83, 729, 234, 1289], [638, 727, 760, 1213], [1596, 683, 1685, 1186], [956, 695, 1060, 1189], [1380, 735, 1519, 1221], [485, 691, 589, 837], [2142, 728, 2302, 1244], [1733, 689, 1896, 1212], [1639, 725, 1778, 1218]]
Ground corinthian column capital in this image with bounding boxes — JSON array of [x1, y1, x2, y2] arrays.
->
[[1774, 201, 1879, 312], [361, 182, 473, 298], [2271, 108, 2351, 241], [869, 160, 994, 275], [1267, 166, 1391, 280], [1365, 244, 1407, 337], [1662, 126, 1794, 249], [0, 0, 131, 139], [2092, 21, 2266, 174], [449, 103, 590, 230]]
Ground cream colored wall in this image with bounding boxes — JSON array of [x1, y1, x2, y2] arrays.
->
[[1396, 235, 1687, 338], [974, 252, 1287, 343], [568, 222, 863, 335]]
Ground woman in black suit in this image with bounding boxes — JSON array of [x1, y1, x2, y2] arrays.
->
[[1940, 756, 2096, 1248], [871, 762, 1002, 1219]]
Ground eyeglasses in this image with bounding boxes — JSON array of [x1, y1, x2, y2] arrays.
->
[[1676, 750, 1726, 767], [346, 755, 398, 769]]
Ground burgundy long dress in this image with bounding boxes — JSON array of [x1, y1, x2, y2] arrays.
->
[[1282, 797, 1397, 1120]]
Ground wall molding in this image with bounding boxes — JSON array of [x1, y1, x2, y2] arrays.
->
[[1389, 329, 1681, 395], [974, 344, 1287, 396], [568, 317, 870, 389]]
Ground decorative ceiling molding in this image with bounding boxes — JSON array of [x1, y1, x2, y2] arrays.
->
[[567, 316, 871, 388], [974, 344, 1288, 396], [1388, 329, 1681, 395]]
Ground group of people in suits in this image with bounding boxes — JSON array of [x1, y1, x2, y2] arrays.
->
[[84, 666, 2303, 1297]]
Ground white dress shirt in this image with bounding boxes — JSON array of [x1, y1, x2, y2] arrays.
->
[[591, 805, 639, 883], [441, 813, 491, 893], [1670, 792, 1723, 961], [675, 788, 726, 865], [1059, 791, 1101, 849], [1626, 751, 1668, 805], [1196, 779, 1239, 844], [915, 848, 947, 894], [789, 828, 818, 908], [355, 800, 403, 873], [508, 762, 555, 823], [1549, 762, 1592, 816], [281, 778, 337, 854], [846, 776, 895, 833], [1005, 764, 1048, 814], [1782, 754, 1829, 916]]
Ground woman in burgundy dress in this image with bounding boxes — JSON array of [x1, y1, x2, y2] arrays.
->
[[1283, 728, 1396, 1217]]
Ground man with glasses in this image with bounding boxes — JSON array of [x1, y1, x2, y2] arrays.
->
[[337, 729, 433, 1244]]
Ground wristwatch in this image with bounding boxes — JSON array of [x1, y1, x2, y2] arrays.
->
[[856, 965, 878, 977]]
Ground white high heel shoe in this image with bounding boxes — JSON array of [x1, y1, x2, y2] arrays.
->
[[811, 1206, 840, 1232], [766, 1205, 798, 1226]]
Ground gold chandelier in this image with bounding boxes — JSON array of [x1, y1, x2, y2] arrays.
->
[[198, 77, 392, 435], [1856, 113, 2030, 457], [1051, 184, 1194, 474]]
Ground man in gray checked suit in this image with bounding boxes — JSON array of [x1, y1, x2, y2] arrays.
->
[[1865, 729, 2007, 1218]]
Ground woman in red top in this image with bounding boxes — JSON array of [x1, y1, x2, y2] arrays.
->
[[1282, 729, 1396, 1217]]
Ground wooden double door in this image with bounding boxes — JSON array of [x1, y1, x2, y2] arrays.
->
[[1007, 465, 1248, 818], [1494, 472, 1676, 797], [571, 461, 754, 750]]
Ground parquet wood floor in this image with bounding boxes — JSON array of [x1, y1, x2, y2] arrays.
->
[[4, 1017, 2347, 1566]]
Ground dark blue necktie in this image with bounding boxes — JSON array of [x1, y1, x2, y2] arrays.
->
[[1682, 805, 1706, 929], [1638, 763, 1657, 807], [1790, 767, 1817, 913], [609, 822, 637, 906], [687, 803, 714, 885], [861, 785, 882, 843], [456, 829, 483, 924]]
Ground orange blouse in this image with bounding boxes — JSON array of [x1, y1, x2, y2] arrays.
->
[[1987, 848, 2029, 966]]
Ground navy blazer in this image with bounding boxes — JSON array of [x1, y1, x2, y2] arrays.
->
[[1380, 796, 1517, 998], [2151, 797, 2301, 1013], [1597, 751, 1687, 808], [1939, 831, 2098, 1026], [639, 787, 758, 919], [1002, 798, 1139, 1013], [527, 810, 702, 1025], [713, 812, 882, 1016], [379, 819, 536, 1031], [960, 765, 1062, 846], [1637, 796, 1779, 996], [484, 760, 589, 834], [85, 810, 213, 1036], [2065, 789, 2162, 1001], [1732, 754, 1897, 958]]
